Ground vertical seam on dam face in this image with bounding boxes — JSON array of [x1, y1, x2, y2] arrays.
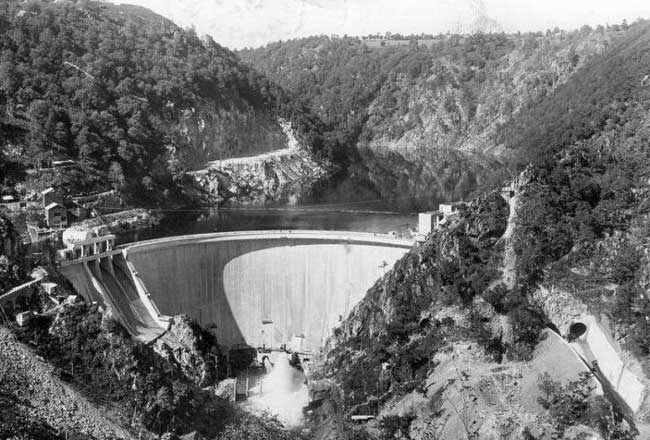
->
[[113, 231, 412, 351]]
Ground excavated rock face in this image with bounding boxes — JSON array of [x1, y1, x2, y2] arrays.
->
[[153, 315, 226, 388], [191, 149, 329, 205], [189, 119, 331, 205], [178, 105, 290, 171]]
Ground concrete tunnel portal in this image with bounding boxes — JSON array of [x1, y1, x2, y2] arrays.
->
[[61, 231, 413, 350]]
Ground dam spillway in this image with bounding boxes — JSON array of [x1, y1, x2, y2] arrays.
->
[[60, 231, 412, 349]]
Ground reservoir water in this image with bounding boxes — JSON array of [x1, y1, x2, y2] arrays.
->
[[117, 207, 417, 244], [116, 172, 478, 244]]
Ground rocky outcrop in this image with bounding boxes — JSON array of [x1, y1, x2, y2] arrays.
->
[[153, 315, 225, 388], [178, 104, 290, 171], [328, 190, 508, 349], [190, 120, 331, 205], [190, 148, 329, 205], [361, 31, 614, 159]]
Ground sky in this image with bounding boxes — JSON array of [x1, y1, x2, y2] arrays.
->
[[107, 0, 650, 49]]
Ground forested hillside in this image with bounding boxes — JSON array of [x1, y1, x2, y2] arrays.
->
[[239, 25, 637, 206], [0, 0, 338, 205], [320, 19, 650, 439], [239, 26, 634, 157], [500, 20, 650, 166]]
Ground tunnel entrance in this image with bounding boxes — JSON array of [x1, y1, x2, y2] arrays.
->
[[568, 322, 588, 341]]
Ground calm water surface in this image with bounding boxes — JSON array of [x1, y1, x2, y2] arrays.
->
[[117, 175, 469, 245], [118, 207, 418, 245]]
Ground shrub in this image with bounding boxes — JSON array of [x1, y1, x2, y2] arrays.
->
[[610, 243, 641, 283], [378, 414, 415, 439], [506, 305, 546, 361], [537, 372, 635, 439], [16, 302, 234, 437]]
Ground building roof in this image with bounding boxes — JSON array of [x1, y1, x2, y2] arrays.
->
[[439, 202, 465, 208], [45, 202, 64, 211], [41, 187, 55, 195]]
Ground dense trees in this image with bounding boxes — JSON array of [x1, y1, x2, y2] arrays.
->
[[18, 302, 234, 437], [499, 19, 650, 167], [239, 34, 515, 151], [0, 1, 339, 203], [239, 26, 629, 164], [239, 27, 638, 207]]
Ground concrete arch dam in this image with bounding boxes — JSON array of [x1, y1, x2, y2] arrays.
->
[[60, 231, 412, 348]]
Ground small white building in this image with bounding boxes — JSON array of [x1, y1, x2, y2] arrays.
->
[[41, 282, 59, 296], [41, 187, 57, 207], [418, 211, 443, 236], [16, 311, 33, 327], [57, 226, 116, 261], [438, 203, 463, 216], [437, 203, 463, 227], [418, 203, 465, 239]]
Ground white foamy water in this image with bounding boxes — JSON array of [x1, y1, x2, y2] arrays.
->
[[244, 355, 309, 426]]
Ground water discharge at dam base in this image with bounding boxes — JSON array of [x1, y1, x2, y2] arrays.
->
[[243, 353, 309, 426]]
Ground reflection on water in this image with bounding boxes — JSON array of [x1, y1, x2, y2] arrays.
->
[[116, 171, 479, 245], [109, 142, 494, 246], [243, 355, 309, 427]]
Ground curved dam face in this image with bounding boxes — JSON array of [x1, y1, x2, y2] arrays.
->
[[109, 231, 410, 349]]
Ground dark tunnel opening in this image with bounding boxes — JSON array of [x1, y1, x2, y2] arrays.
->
[[568, 322, 588, 341]]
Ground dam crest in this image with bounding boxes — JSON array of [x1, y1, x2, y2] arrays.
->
[[60, 230, 412, 350]]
